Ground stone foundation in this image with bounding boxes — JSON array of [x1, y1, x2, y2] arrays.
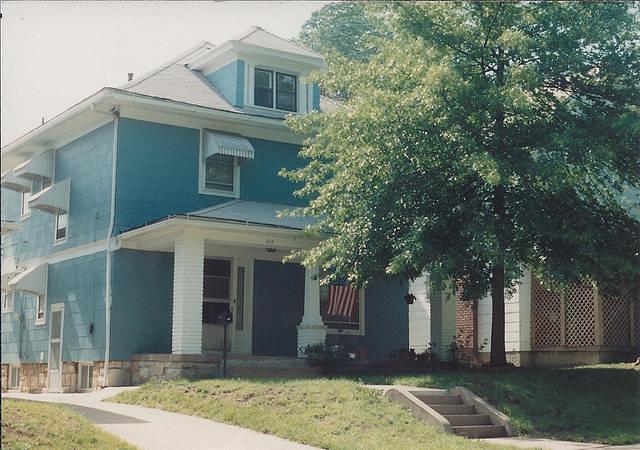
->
[[130, 354, 220, 384]]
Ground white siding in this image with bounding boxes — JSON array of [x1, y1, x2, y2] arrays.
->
[[477, 271, 532, 352], [408, 275, 430, 352]]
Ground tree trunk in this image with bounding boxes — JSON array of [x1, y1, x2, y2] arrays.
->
[[489, 263, 507, 367]]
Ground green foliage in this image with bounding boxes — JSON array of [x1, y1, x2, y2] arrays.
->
[[297, 2, 391, 63], [286, 3, 640, 300], [302, 341, 349, 371]]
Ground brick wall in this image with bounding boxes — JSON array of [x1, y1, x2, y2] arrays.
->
[[455, 294, 477, 355]]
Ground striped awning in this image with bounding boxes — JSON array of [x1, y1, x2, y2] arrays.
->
[[9, 264, 47, 296], [29, 179, 70, 215], [15, 150, 54, 182], [204, 130, 255, 160], [0, 171, 32, 193]]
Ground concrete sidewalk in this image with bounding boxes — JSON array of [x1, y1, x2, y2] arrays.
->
[[3, 388, 317, 450], [483, 437, 640, 449]]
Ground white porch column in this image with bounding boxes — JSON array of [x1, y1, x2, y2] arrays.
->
[[172, 232, 204, 354], [297, 266, 327, 356]]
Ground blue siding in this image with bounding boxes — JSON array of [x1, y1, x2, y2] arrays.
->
[[1, 123, 114, 263], [252, 260, 304, 357], [326, 278, 409, 360], [115, 119, 306, 232], [110, 249, 174, 360], [206, 60, 245, 107], [1, 253, 107, 364]]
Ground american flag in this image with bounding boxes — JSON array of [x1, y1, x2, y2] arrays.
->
[[327, 280, 359, 320]]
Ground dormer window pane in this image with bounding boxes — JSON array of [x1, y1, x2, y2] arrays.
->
[[254, 69, 273, 108], [205, 154, 235, 192], [276, 73, 297, 112]]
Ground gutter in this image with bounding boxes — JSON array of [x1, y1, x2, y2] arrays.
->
[[102, 108, 120, 387]]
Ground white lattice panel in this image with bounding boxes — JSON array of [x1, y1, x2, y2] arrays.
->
[[602, 295, 630, 347], [531, 280, 562, 348], [565, 284, 595, 347]]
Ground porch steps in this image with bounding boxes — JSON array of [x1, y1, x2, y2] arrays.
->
[[416, 392, 507, 438]]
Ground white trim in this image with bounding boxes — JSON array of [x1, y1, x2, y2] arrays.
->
[[12, 238, 111, 270], [53, 212, 69, 245], [46, 303, 65, 393], [324, 289, 366, 336], [1, 290, 14, 313], [78, 362, 94, 391], [8, 365, 21, 390], [35, 294, 47, 326]]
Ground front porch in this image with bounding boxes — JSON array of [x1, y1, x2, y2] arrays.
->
[[118, 201, 329, 359]]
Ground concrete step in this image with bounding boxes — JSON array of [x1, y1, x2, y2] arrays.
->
[[414, 394, 463, 405], [429, 404, 476, 415], [444, 414, 492, 426], [452, 425, 506, 438]]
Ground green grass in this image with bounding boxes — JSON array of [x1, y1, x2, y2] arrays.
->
[[358, 363, 640, 445], [1, 399, 137, 450], [111, 378, 509, 450]]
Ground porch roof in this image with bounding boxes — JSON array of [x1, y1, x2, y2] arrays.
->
[[189, 200, 317, 231]]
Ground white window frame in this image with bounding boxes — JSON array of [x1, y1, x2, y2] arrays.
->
[[321, 287, 366, 336], [1, 290, 14, 313], [20, 191, 31, 220], [8, 365, 21, 390], [53, 212, 68, 244], [78, 362, 94, 391], [198, 130, 241, 198], [245, 63, 306, 114], [35, 294, 47, 325]]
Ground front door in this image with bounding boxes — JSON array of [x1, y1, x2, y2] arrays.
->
[[202, 258, 233, 352], [47, 304, 64, 392]]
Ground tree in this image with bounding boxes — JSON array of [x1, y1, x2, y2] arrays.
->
[[298, 2, 390, 63], [285, 2, 640, 366]]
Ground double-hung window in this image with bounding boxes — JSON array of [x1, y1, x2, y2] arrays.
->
[[20, 191, 31, 219], [55, 213, 68, 242], [319, 278, 365, 335], [205, 155, 236, 193], [35, 294, 46, 325], [253, 68, 297, 112], [1, 291, 14, 313]]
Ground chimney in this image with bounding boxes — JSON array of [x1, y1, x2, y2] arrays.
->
[[127, 72, 134, 82]]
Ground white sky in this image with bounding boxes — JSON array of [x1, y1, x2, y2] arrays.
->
[[0, 1, 327, 146]]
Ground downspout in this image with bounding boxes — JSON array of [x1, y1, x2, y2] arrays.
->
[[103, 108, 120, 387]]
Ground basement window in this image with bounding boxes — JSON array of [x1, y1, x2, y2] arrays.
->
[[9, 365, 21, 390], [78, 363, 94, 391]]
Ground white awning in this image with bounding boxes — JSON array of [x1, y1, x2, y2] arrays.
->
[[29, 179, 70, 215], [1, 171, 31, 193], [204, 130, 255, 160], [15, 150, 54, 182], [8, 264, 47, 296]]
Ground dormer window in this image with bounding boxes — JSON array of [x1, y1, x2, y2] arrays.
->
[[253, 68, 297, 112]]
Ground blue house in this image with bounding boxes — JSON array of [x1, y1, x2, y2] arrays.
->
[[1, 27, 408, 392]]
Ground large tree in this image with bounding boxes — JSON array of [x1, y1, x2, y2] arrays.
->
[[286, 2, 640, 366]]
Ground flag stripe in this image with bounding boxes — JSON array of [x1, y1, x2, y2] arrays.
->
[[328, 284, 358, 320]]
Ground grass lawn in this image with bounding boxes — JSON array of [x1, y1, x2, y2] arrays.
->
[[359, 363, 640, 445], [1, 399, 137, 450], [111, 378, 509, 450]]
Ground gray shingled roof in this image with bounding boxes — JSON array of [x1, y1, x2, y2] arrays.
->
[[125, 64, 238, 112], [189, 200, 318, 230], [236, 27, 323, 60]]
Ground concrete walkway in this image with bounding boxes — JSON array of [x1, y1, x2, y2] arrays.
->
[[3, 388, 317, 450]]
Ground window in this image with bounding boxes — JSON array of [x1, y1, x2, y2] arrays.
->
[[320, 280, 365, 335], [202, 259, 232, 324], [204, 155, 236, 193], [1, 291, 14, 313], [9, 365, 21, 390], [78, 363, 94, 391], [21, 191, 31, 219], [55, 213, 68, 242], [35, 295, 46, 325], [253, 68, 297, 112], [254, 69, 273, 108]]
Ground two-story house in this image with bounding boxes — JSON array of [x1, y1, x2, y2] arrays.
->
[[1, 27, 409, 392]]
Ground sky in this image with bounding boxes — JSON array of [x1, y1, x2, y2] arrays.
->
[[0, 1, 327, 145]]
